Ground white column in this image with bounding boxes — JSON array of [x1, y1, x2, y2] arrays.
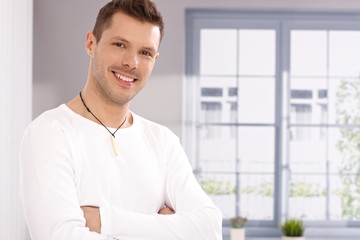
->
[[0, 0, 32, 239]]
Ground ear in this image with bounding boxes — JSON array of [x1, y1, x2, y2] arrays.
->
[[85, 32, 97, 57]]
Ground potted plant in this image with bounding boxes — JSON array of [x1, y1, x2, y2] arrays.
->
[[230, 216, 247, 240], [281, 218, 305, 240]]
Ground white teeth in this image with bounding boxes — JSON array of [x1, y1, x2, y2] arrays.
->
[[115, 72, 135, 82]]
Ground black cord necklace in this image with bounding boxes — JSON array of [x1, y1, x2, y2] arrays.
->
[[79, 91, 127, 156]]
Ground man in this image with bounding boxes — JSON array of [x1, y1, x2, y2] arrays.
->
[[19, 0, 223, 239]]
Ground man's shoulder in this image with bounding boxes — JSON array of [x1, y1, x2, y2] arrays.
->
[[132, 112, 177, 140], [27, 104, 69, 131], [133, 112, 164, 128]]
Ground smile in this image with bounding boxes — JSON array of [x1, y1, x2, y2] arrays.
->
[[113, 71, 137, 82]]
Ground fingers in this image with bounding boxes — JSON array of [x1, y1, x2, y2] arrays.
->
[[158, 206, 175, 215], [81, 206, 101, 233]]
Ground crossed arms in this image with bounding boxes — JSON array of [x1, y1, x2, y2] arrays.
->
[[19, 116, 223, 240], [81, 205, 175, 233]]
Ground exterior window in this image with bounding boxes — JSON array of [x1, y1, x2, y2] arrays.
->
[[290, 104, 312, 141], [201, 88, 223, 97], [200, 102, 222, 138], [291, 90, 313, 99], [185, 10, 360, 236], [228, 88, 238, 97]]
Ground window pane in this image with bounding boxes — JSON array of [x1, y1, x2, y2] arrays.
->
[[199, 173, 236, 219], [199, 76, 237, 123], [291, 30, 327, 77], [289, 77, 328, 125], [329, 77, 360, 125], [328, 128, 343, 174], [200, 29, 237, 75], [289, 121, 360, 221], [329, 127, 360, 174], [329, 175, 343, 220], [199, 126, 236, 172], [238, 77, 275, 123], [288, 126, 327, 188], [240, 174, 274, 220], [238, 126, 275, 220], [238, 127, 275, 174], [289, 127, 327, 174], [330, 174, 360, 221], [238, 29, 276, 76], [329, 31, 360, 77], [288, 175, 326, 220], [328, 126, 360, 220]]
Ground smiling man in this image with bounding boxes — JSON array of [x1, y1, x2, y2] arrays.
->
[[19, 0, 223, 240]]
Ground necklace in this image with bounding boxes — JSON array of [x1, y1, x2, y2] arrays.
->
[[79, 91, 127, 156]]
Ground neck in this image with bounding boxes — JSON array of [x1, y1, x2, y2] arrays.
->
[[71, 88, 130, 129]]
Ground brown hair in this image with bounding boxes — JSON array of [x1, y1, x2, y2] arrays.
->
[[92, 0, 164, 43]]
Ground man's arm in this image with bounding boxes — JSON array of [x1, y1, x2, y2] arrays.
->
[[81, 206, 175, 233], [20, 122, 106, 240], [97, 132, 223, 240]]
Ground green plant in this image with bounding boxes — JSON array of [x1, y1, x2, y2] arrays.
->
[[200, 179, 233, 195], [289, 181, 325, 198], [336, 78, 360, 220], [230, 216, 247, 228], [241, 182, 273, 197], [281, 218, 304, 237]]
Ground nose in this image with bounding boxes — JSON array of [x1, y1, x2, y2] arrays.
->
[[121, 51, 139, 70]]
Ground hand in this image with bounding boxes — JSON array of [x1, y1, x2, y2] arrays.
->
[[81, 206, 101, 233], [158, 206, 175, 215]]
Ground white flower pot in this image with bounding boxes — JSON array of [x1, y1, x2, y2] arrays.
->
[[282, 237, 305, 240], [230, 228, 245, 240]]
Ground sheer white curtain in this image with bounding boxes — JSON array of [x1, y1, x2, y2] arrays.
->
[[0, 0, 32, 239]]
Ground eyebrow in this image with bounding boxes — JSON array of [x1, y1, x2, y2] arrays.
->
[[141, 46, 157, 54], [111, 36, 129, 43], [111, 36, 157, 54]]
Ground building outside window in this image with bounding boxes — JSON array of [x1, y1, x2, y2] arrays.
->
[[185, 10, 360, 237]]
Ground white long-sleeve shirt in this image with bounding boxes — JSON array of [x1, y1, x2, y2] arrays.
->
[[19, 104, 223, 240]]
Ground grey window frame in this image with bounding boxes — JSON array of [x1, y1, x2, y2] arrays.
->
[[184, 9, 360, 238]]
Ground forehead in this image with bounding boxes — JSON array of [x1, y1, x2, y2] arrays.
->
[[101, 12, 161, 49]]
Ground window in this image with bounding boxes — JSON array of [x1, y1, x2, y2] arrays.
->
[[185, 10, 360, 237]]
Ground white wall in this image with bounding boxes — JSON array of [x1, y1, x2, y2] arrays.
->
[[0, 0, 32, 239], [33, 0, 360, 137]]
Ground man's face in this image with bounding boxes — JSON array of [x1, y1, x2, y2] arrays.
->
[[87, 11, 161, 105]]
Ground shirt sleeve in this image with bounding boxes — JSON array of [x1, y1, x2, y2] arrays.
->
[[99, 131, 223, 240], [19, 120, 110, 240]]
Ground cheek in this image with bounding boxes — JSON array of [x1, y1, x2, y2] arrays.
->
[[95, 48, 116, 67], [141, 61, 155, 75]]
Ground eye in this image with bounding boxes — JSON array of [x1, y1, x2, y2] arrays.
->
[[113, 42, 125, 48], [140, 50, 152, 57]]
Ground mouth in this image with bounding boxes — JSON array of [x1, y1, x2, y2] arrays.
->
[[112, 71, 138, 83]]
